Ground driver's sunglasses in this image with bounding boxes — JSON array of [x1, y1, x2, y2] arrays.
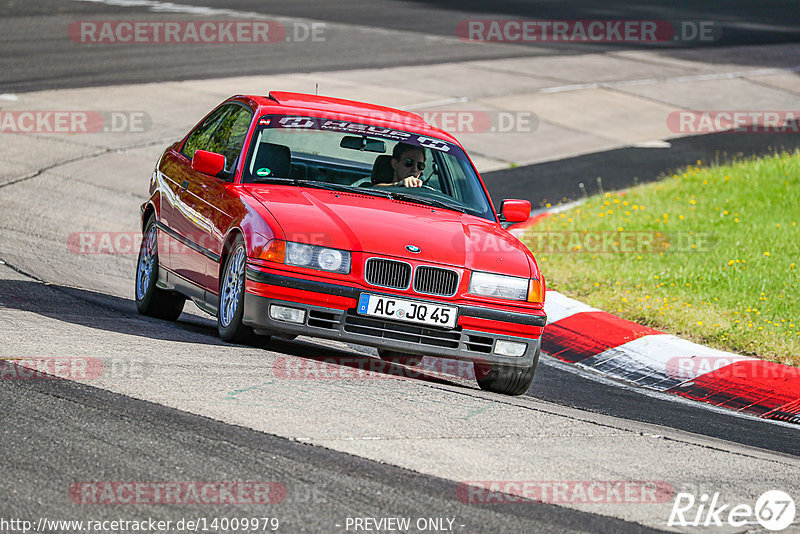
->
[[404, 158, 426, 171]]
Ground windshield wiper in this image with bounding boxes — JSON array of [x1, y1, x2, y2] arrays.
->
[[304, 181, 393, 199], [248, 177, 393, 198], [385, 191, 468, 214], [248, 177, 466, 213]]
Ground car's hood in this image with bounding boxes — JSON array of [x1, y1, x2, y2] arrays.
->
[[245, 185, 533, 278]]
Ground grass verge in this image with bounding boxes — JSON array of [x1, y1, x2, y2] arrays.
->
[[522, 150, 800, 366]]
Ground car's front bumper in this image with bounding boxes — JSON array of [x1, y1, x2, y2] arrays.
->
[[243, 268, 545, 368]]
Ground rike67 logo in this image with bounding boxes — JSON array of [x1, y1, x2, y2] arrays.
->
[[668, 490, 796, 531]]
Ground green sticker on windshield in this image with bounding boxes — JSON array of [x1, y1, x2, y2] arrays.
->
[[256, 168, 271, 177]]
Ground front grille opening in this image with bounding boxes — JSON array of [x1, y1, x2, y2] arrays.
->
[[466, 334, 493, 353], [308, 310, 338, 329], [414, 266, 459, 296], [365, 258, 411, 289], [344, 314, 460, 348]]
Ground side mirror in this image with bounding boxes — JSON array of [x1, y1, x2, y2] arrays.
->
[[192, 150, 226, 176], [501, 199, 531, 223]]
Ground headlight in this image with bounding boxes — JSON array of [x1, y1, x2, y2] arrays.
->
[[469, 271, 528, 301], [285, 241, 351, 274], [286, 242, 314, 266]]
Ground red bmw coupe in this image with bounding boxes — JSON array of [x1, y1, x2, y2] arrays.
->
[[136, 92, 546, 395]]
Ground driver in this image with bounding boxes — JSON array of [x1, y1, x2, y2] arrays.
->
[[376, 142, 425, 188]]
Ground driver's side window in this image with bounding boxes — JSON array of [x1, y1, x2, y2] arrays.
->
[[205, 105, 254, 173], [181, 105, 232, 160]]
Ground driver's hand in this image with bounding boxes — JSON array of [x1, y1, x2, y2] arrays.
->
[[397, 176, 422, 188]]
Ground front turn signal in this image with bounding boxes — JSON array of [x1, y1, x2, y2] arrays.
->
[[258, 239, 286, 263], [527, 277, 545, 304]]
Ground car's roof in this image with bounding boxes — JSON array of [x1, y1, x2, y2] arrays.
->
[[242, 92, 458, 144]]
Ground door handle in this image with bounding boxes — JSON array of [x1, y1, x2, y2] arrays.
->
[[181, 180, 189, 190]]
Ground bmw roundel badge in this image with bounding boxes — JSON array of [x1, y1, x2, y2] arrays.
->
[[405, 245, 421, 253]]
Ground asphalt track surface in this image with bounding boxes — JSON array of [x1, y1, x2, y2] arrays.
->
[[3, 0, 800, 93], [3, 362, 660, 534], [2, 1, 800, 532]]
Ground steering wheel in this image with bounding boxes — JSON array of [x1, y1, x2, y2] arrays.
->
[[351, 176, 374, 187]]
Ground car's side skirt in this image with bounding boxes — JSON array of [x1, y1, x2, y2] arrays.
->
[[155, 221, 221, 263], [157, 265, 219, 317]]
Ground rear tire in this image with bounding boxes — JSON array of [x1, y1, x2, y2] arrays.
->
[[474, 345, 540, 396], [378, 349, 423, 366], [135, 216, 185, 321], [217, 237, 262, 345]]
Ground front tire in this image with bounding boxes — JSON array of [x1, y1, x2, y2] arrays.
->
[[135, 216, 185, 321], [217, 237, 261, 345], [474, 344, 540, 396]]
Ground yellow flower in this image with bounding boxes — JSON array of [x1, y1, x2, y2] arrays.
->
[[697, 321, 703, 326], [764, 252, 770, 257]]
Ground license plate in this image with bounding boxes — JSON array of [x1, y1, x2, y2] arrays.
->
[[357, 293, 458, 329]]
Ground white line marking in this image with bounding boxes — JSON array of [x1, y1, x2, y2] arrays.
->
[[402, 96, 470, 111], [539, 66, 800, 93]]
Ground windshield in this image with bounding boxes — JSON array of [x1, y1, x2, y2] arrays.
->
[[243, 115, 496, 220]]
